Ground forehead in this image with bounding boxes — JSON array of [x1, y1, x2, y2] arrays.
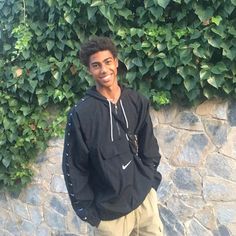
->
[[89, 50, 114, 64]]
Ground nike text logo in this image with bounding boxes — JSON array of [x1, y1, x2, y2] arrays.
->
[[122, 160, 132, 170]]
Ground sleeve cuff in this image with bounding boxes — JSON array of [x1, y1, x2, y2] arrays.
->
[[75, 206, 101, 227]]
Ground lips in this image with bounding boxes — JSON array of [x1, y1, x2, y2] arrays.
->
[[100, 74, 112, 82]]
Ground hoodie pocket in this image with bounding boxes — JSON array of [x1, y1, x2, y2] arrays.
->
[[98, 139, 134, 193]]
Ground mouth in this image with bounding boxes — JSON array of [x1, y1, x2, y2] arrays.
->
[[100, 74, 112, 82]]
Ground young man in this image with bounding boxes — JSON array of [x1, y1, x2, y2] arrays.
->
[[62, 37, 164, 236]]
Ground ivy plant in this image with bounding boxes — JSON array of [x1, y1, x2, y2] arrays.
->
[[0, 0, 236, 193]]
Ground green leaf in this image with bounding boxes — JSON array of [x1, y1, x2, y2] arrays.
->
[[228, 26, 236, 37], [52, 71, 62, 87], [157, 0, 170, 9], [2, 157, 11, 168], [28, 80, 38, 93], [126, 71, 137, 83], [207, 76, 223, 88], [223, 82, 233, 94], [179, 47, 192, 65], [211, 16, 222, 26], [3, 117, 11, 130], [20, 106, 31, 116], [223, 47, 236, 61], [149, 7, 163, 20], [200, 69, 210, 80], [132, 57, 143, 67], [194, 5, 214, 21], [154, 62, 164, 71], [64, 11, 76, 24], [4, 44, 11, 51], [38, 62, 51, 74], [184, 78, 197, 91], [157, 53, 166, 59], [87, 7, 97, 19], [91, 0, 103, 7], [207, 36, 221, 48], [231, 0, 236, 6], [211, 26, 226, 38], [46, 40, 55, 51], [118, 8, 133, 20], [37, 94, 49, 106], [211, 62, 228, 75]]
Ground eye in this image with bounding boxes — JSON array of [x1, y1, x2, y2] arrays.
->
[[92, 63, 99, 69], [105, 60, 112, 65]]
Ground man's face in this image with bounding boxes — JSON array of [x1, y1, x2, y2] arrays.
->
[[88, 50, 118, 90]]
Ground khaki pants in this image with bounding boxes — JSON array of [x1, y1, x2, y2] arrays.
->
[[94, 188, 164, 236]]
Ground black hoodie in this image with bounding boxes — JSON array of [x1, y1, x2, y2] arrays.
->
[[62, 86, 162, 227]]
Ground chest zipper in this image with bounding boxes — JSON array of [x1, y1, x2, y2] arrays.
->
[[115, 103, 121, 137]]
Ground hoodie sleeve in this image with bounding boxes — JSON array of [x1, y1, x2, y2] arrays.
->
[[137, 100, 162, 190], [62, 107, 100, 227]]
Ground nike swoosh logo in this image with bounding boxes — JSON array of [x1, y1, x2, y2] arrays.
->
[[122, 160, 132, 170]]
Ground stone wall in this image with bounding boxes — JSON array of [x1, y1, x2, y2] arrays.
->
[[0, 99, 236, 236]]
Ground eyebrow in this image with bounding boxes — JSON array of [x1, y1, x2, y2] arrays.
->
[[90, 57, 113, 65]]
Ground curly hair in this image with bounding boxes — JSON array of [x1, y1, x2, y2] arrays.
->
[[79, 36, 118, 67]]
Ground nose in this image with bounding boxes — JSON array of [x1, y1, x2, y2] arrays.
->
[[101, 64, 108, 74]]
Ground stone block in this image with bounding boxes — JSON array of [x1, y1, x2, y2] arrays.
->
[[185, 218, 212, 236], [28, 205, 43, 225], [50, 175, 67, 193], [154, 126, 179, 159], [203, 176, 236, 201], [177, 194, 205, 210], [46, 146, 63, 164], [44, 207, 66, 231], [213, 224, 231, 236], [0, 193, 10, 210], [157, 180, 174, 203], [194, 206, 217, 230], [206, 152, 236, 181], [156, 104, 179, 124], [157, 160, 174, 180], [220, 127, 236, 160], [172, 168, 202, 193], [203, 119, 228, 147], [50, 195, 68, 216], [166, 195, 195, 221], [211, 101, 228, 120], [36, 223, 51, 236], [149, 107, 159, 127], [173, 111, 203, 131], [4, 218, 21, 236], [173, 133, 209, 167], [227, 100, 236, 126], [214, 202, 236, 225], [21, 185, 46, 206], [0, 229, 14, 236], [48, 138, 64, 147], [227, 223, 236, 236], [12, 200, 29, 220], [159, 205, 184, 236], [0, 209, 11, 228], [21, 219, 36, 236], [196, 100, 215, 116]]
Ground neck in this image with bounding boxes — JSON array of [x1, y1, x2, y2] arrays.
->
[[97, 84, 121, 103]]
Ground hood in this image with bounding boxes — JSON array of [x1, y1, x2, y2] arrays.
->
[[86, 86, 108, 102], [85, 86, 129, 143]]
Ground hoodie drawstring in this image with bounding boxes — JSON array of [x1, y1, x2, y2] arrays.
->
[[108, 100, 114, 142], [120, 99, 130, 141]]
